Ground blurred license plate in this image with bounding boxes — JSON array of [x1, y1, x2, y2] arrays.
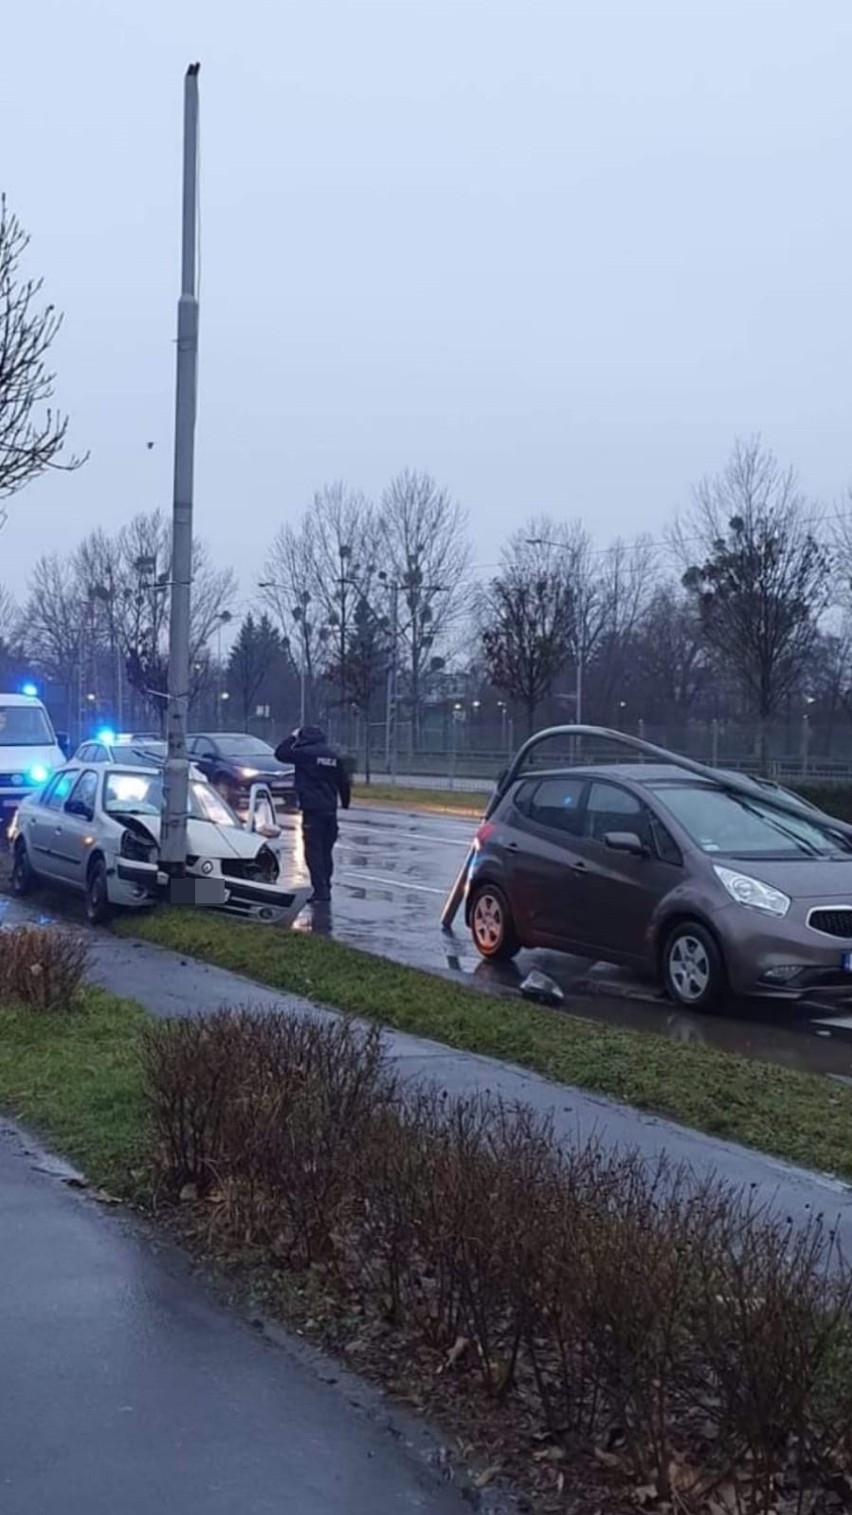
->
[[843, 953, 852, 973]]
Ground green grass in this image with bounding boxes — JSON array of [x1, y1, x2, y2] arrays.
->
[[353, 783, 488, 816], [0, 989, 146, 1192], [117, 908, 852, 1180]]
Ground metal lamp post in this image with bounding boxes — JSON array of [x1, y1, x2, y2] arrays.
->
[[161, 63, 201, 878]]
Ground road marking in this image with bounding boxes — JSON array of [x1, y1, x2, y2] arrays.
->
[[339, 869, 445, 896]]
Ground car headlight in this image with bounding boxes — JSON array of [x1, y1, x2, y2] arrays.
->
[[26, 764, 50, 784], [120, 828, 157, 863], [714, 865, 791, 918], [239, 767, 260, 779]]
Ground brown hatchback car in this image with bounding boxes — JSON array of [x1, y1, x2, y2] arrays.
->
[[465, 761, 852, 1008]]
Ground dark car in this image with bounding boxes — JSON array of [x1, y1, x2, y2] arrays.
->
[[188, 734, 296, 816], [465, 762, 852, 1009]]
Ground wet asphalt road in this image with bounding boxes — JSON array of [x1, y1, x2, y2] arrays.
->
[[0, 1119, 474, 1515], [288, 804, 852, 1083]]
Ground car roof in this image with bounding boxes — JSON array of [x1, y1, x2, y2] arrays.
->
[[0, 693, 47, 706], [513, 762, 715, 787], [190, 732, 260, 740]]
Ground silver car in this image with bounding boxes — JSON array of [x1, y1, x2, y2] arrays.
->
[[8, 762, 307, 926]]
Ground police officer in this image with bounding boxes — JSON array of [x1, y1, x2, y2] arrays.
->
[[275, 726, 351, 903]]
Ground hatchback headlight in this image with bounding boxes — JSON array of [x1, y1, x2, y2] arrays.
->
[[714, 865, 790, 918]]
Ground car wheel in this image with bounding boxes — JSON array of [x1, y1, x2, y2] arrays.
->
[[10, 839, 36, 897], [663, 921, 725, 1011], [469, 882, 520, 961], [86, 858, 113, 927]]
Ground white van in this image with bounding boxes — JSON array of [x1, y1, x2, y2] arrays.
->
[[0, 693, 67, 834]]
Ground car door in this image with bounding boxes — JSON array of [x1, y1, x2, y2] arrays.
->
[[568, 779, 680, 963], [27, 770, 79, 876], [506, 776, 589, 947], [50, 769, 100, 885]]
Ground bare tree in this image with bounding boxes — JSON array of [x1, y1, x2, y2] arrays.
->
[[378, 470, 471, 746], [22, 513, 237, 733], [478, 528, 574, 734], [19, 554, 86, 712], [585, 535, 657, 720], [632, 586, 708, 722], [0, 584, 16, 643], [680, 438, 830, 770], [112, 513, 237, 728], [0, 197, 85, 519]]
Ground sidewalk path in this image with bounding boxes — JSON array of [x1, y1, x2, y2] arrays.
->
[[0, 1118, 474, 1515]]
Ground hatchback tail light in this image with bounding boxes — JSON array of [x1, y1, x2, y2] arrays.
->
[[474, 820, 497, 848]]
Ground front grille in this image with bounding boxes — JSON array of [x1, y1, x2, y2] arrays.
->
[[808, 908, 852, 939]]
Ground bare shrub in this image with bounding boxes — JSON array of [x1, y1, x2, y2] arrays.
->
[[142, 1007, 852, 1509], [694, 1207, 852, 1513], [142, 1008, 395, 1265], [0, 924, 88, 1010]]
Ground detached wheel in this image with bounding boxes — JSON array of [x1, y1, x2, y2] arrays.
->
[[86, 858, 113, 927], [469, 882, 520, 962], [10, 839, 36, 897], [663, 921, 725, 1011]]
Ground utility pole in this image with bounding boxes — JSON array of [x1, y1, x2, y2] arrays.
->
[[385, 581, 399, 775], [161, 63, 200, 877]]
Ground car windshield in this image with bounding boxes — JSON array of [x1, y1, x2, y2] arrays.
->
[[0, 704, 53, 746], [112, 745, 164, 767], [655, 784, 849, 858], [103, 770, 240, 826], [223, 737, 274, 757]]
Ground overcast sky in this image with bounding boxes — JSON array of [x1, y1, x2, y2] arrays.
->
[[2, 0, 851, 606]]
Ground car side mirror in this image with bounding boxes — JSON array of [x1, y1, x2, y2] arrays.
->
[[604, 830, 647, 858]]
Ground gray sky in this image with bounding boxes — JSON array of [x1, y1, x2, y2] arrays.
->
[[3, 0, 851, 604]]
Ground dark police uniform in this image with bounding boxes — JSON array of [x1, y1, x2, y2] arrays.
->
[[275, 726, 351, 902]]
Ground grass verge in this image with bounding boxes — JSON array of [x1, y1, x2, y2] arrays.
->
[[0, 988, 146, 1192], [117, 908, 852, 1179], [353, 782, 488, 816]]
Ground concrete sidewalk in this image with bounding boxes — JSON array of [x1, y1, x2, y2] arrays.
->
[[0, 1119, 476, 1515]]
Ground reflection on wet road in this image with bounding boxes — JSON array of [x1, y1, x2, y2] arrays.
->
[[280, 804, 852, 1082]]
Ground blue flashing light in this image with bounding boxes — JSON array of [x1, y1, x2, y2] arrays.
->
[[96, 727, 117, 746], [20, 681, 39, 699], [27, 763, 50, 785]]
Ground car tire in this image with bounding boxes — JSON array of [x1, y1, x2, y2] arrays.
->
[[662, 921, 726, 1011], [10, 839, 36, 897], [469, 882, 521, 961], [86, 858, 113, 927]]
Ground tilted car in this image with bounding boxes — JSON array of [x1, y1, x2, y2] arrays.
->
[[8, 763, 307, 926], [188, 733, 296, 817], [465, 757, 852, 1009]]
